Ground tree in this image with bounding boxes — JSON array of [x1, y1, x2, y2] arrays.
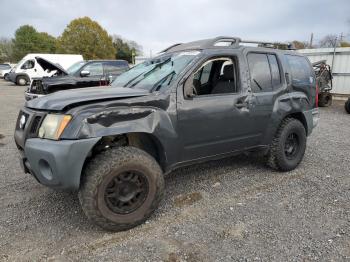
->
[[112, 35, 142, 63], [318, 34, 338, 48], [0, 38, 14, 63], [340, 41, 350, 47], [12, 25, 57, 61], [57, 17, 115, 60], [292, 40, 307, 49]]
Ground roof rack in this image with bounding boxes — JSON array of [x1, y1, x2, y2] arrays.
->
[[161, 36, 295, 53]]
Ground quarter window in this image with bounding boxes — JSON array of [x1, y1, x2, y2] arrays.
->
[[285, 55, 313, 84]]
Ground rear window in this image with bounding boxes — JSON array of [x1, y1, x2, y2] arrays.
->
[[285, 55, 313, 84]]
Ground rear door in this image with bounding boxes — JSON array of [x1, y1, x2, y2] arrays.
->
[[103, 61, 129, 83], [244, 51, 284, 137]]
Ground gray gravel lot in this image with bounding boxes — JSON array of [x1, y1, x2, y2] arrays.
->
[[0, 78, 349, 261]]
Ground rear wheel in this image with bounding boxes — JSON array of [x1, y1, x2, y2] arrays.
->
[[345, 99, 350, 114], [318, 92, 332, 107], [79, 146, 164, 231], [267, 118, 306, 171], [16, 76, 29, 86]]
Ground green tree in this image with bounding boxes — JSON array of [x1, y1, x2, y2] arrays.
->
[[112, 35, 142, 63], [57, 17, 115, 59], [340, 41, 350, 47], [0, 37, 14, 63], [12, 25, 57, 61]]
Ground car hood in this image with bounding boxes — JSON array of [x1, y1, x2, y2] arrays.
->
[[25, 86, 150, 111], [36, 56, 68, 75]]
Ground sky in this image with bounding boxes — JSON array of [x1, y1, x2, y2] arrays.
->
[[0, 0, 349, 55]]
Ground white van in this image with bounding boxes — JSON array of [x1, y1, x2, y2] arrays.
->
[[8, 54, 83, 86]]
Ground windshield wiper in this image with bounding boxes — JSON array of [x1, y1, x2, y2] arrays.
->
[[253, 79, 263, 90], [151, 70, 176, 91], [129, 58, 172, 88]]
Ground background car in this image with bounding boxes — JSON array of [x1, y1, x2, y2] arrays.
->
[[0, 64, 12, 80], [26, 59, 129, 100]]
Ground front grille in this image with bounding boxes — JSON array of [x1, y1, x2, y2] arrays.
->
[[30, 116, 42, 135]]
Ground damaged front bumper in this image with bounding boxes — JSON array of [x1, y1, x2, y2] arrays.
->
[[19, 137, 100, 190]]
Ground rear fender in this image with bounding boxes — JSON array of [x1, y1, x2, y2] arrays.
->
[[262, 92, 311, 144]]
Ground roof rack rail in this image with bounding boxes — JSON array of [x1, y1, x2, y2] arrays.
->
[[159, 43, 183, 53], [240, 39, 295, 50], [161, 36, 295, 53], [202, 36, 241, 48]]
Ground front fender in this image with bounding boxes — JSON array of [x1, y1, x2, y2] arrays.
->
[[63, 106, 179, 167]]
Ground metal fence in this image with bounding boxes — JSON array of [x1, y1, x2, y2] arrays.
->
[[298, 47, 350, 95]]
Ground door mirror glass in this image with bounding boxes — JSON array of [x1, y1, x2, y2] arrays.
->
[[80, 70, 90, 77]]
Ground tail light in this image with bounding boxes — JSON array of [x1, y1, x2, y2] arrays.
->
[[315, 83, 319, 108]]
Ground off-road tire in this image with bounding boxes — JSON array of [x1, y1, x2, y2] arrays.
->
[[345, 99, 350, 114], [16, 75, 29, 86], [318, 92, 332, 107], [79, 146, 164, 231], [267, 118, 306, 171]]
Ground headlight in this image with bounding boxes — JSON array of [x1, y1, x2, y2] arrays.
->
[[38, 114, 72, 140]]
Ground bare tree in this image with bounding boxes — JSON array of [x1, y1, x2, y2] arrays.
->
[[0, 37, 14, 63], [318, 34, 338, 48]]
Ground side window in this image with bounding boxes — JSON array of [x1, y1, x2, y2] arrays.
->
[[267, 54, 281, 87], [187, 57, 238, 97], [82, 63, 103, 76], [285, 55, 313, 84], [247, 53, 272, 92], [21, 60, 35, 70], [104, 62, 128, 75]]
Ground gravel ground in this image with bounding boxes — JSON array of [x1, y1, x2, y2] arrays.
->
[[0, 78, 349, 261]]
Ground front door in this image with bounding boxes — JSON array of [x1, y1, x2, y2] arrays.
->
[[78, 62, 104, 87], [176, 56, 262, 161]]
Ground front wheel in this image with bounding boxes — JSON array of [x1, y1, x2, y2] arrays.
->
[[16, 76, 29, 86], [79, 146, 164, 231], [267, 118, 306, 171]]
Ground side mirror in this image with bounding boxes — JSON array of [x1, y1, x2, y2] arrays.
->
[[80, 70, 90, 77]]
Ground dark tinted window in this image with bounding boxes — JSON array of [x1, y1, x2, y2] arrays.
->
[[21, 60, 35, 70], [104, 61, 129, 75], [285, 55, 312, 84], [247, 53, 272, 92], [267, 54, 281, 87]]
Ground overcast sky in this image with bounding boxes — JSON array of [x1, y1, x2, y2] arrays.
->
[[1, 0, 349, 55]]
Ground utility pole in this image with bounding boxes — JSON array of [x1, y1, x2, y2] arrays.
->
[[339, 32, 344, 43], [309, 33, 314, 48]]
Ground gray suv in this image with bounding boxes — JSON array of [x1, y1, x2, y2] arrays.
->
[[14, 37, 319, 231]]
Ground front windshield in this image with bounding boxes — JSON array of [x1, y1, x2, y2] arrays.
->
[[112, 51, 200, 92], [67, 61, 86, 74]]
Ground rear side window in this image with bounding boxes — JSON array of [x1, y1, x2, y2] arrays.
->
[[247, 53, 272, 92], [267, 54, 281, 87], [285, 55, 313, 84], [104, 61, 129, 75]]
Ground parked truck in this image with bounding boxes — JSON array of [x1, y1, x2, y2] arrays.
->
[[14, 36, 319, 231]]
